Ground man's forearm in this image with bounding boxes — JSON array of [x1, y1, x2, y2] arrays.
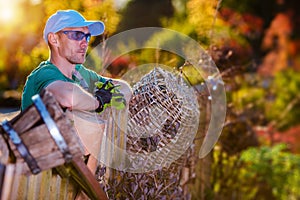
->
[[46, 80, 99, 111]]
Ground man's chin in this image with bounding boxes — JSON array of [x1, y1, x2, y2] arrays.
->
[[72, 59, 85, 65]]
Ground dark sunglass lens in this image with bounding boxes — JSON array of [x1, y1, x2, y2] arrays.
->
[[63, 31, 91, 42], [74, 31, 85, 40]]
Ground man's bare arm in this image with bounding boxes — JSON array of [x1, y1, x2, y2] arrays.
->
[[46, 80, 99, 111]]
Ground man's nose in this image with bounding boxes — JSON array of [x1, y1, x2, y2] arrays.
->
[[80, 39, 88, 48]]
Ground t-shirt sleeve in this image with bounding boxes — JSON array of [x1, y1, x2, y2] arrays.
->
[[34, 67, 67, 92], [21, 65, 68, 111]]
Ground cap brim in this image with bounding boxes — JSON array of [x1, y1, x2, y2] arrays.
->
[[68, 21, 105, 36], [88, 21, 105, 36]]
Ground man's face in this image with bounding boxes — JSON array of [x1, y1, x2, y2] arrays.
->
[[56, 26, 90, 64]]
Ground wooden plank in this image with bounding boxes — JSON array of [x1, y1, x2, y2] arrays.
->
[[38, 170, 52, 200], [27, 173, 40, 200], [15, 119, 83, 159], [12, 107, 41, 134], [20, 152, 64, 175], [1, 164, 14, 200], [20, 125, 52, 146], [4, 94, 85, 174], [8, 162, 22, 200], [11, 90, 63, 134], [59, 177, 68, 200], [65, 156, 108, 200], [0, 134, 9, 164], [50, 173, 60, 200], [0, 164, 4, 198], [0, 164, 9, 200], [0, 163, 24, 200], [17, 177, 27, 200]]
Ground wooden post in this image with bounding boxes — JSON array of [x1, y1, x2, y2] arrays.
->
[[0, 90, 109, 199]]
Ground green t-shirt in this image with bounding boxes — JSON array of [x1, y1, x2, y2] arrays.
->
[[21, 60, 106, 111]]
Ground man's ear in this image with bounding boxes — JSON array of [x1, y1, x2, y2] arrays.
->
[[48, 33, 59, 46]]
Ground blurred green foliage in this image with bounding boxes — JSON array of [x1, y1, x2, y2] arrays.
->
[[267, 69, 300, 130], [208, 144, 300, 199], [240, 144, 300, 199]]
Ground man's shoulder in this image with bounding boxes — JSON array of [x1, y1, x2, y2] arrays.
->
[[36, 61, 59, 72], [30, 61, 60, 77]]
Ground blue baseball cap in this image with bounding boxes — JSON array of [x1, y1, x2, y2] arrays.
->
[[43, 10, 105, 43]]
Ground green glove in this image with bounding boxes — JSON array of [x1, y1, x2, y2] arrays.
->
[[95, 80, 126, 111], [111, 93, 126, 110], [94, 81, 113, 113]]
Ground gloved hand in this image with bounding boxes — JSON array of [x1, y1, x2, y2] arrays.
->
[[111, 92, 126, 110], [109, 84, 126, 110], [94, 80, 126, 112], [94, 80, 113, 113]]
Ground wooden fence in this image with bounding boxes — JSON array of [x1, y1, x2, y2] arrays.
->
[[0, 71, 200, 199], [0, 90, 109, 200]]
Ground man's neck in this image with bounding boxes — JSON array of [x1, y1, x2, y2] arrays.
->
[[50, 57, 76, 79]]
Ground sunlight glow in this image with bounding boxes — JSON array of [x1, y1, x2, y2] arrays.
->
[[0, 0, 20, 25], [0, 7, 14, 22]]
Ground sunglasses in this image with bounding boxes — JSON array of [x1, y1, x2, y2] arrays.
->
[[61, 30, 91, 42]]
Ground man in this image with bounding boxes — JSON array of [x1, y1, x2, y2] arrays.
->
[[21, 9, 125, 112]]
